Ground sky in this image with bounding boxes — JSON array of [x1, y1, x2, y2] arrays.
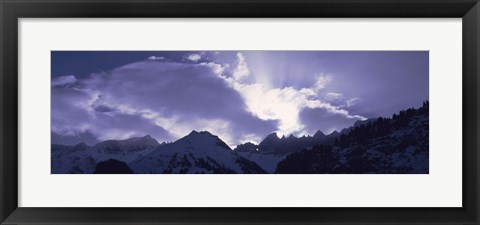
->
[[51, 51, 428, 147]]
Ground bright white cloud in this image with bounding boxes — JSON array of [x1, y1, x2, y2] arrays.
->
[[231, 82, 365, 137], [240, 85, 308, 135], [147, 56, 165, 61], [199, 62, 228, 75], [313, 74, 332, 91], [346, 97, 361, 107], [216, 55, 366, 137], [232, 52, 250, 81], [187, 53, 202, 62], [238, 133, 263, 145], [325, 92, 343, 101]]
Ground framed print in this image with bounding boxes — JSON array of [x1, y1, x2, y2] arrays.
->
[[1, 0, 479, 224], [49, 50, 430, 175]]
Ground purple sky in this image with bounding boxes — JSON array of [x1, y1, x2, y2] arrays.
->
[[51, 51, 428, 146]]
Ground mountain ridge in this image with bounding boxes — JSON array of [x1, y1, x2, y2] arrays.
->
[[51, 101, 429, 174]]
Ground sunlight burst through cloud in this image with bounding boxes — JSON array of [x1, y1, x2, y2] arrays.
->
[[217, 52, 366, 137], [50, 51, 429, 147]]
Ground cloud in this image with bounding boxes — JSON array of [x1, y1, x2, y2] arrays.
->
[[147, 56, 166, 61], [187, 53, 202, 62], [51, 52, 367, 147], [232, 52, 250, 81], [52, 75, 77, 87], [346, 97, 361, 107], [325, 92, 343, 101], [51, 84, 94, 135], [199, 62, 228, 75], [313, 74, 332, 91], [227, 82, 365, 136], [51, 130, 99, 146], [213, 54, 365, 137], [90, 111, 174, 141], [52, 60, 278, 147], [299, 107, 362, 135], [322, 92, 362, 109], [51, 83, 175, 143]]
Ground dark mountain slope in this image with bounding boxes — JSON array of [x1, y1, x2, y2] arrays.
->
[[94, 159, 133, 174], [276, 101, 429, 174]]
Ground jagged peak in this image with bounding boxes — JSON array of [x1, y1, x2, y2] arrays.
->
[[181, 131, 222, 143], [120, 134, 159, 144], [237, 141, 256, 147], [328, 130, 340, 136], [234, 142, 258, 152], [139, 135, 159, 142], [177, 130, 231, 151], [353, 118, 377, 127], [265, 132, 280, 140], [188, 130, 214, 137], [93, 139, 124, 152], [313, 130, 326, 138], [199, 131, 213, 135]]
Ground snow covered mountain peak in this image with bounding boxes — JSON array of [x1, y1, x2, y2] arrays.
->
[[52, 135, 160, 174], [128, 130, 266, 174], [121, 134, 157, 143], [52, 103, 429, 174], [260, 132, 280, 144], [93, 140, 125, 153], [119, 135, 160, 151], [187, 130, 215, 137], [177, 130, 231, 151], [235, 142, 258, 152]]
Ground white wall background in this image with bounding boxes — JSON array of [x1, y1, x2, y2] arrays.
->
[[18, 18, 462, 207]]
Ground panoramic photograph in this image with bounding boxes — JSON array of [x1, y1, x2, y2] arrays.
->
[[51, 51, 429, 174]]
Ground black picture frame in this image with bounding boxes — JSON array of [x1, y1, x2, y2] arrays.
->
[[1, 0, 479, 224]]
